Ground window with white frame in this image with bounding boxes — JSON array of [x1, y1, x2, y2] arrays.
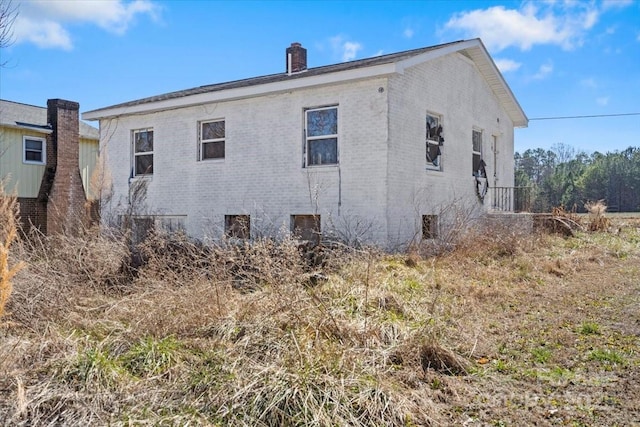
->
[[305, 106, 338, 166], [426, 113, 444, 170], [472, 129, 486, 177], [133, 128, 154, 176], [199, 119, 225, 160], [23, 136, 46, 164]]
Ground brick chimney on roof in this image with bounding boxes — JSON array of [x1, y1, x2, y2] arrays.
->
[[286, 42, 307, 74]]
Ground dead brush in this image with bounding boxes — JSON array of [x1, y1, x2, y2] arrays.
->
[[543, 205, 584, 236], [5, 224, 134, 330], [0, 181, 25, 319], [585, 200, 610, 232], [552, 205, 581, 224], [2, 208, 638, 425], [19, 225, 131, 290], [220, 236, 306, 291], [213, 363, 414, 426], [452, 221, 533, 261], [134, 230, 213, 286], [419, 340, 469, 376]]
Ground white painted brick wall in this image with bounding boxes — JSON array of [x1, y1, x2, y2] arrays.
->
[[385, 52, 516, 245], [101, 77, 391, 243], [99, 52, 516, 248]]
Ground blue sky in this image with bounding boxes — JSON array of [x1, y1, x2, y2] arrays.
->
[[1, 0, 639, 155]]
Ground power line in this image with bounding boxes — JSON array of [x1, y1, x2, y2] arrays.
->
[[529, 112, 640, 121]]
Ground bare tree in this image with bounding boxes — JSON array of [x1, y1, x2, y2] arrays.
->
[[0, 0, 18, 66]]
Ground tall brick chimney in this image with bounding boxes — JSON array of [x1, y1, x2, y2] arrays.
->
[[286, 42, 307, 74], [45, 99, 87, 235]]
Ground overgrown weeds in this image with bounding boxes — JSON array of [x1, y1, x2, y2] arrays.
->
[[1, 214, 639, 425], [0, 180, 25, 319], [585, 200, 611, 231]]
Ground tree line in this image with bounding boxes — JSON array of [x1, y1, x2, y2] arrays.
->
[[514, 144, 640, 213]]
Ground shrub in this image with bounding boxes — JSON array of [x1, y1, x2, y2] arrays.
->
[[585, 200, 610, 232], [579, 321, 601, 335], [0, 181, 25, 319]]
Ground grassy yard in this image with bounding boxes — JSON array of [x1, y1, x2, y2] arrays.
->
[[1, 216, 639, 426]]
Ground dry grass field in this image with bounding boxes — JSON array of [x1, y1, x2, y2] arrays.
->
[[0, 208, 639, 426]]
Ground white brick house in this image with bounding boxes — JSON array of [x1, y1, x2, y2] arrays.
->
[[83, 39, 527, 248]]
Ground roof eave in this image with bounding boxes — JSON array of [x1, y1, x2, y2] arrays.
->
[[82, 62, 399, 121], [395, 38, 528, 128], [461, 40, 528, 128], [82, 39, 528, 128], [0, 122, 53, 134], [394, 39, 481, 72]]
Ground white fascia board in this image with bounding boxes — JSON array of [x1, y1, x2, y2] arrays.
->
[[0, 123, 53, 134], [82, 63, 399, 121], [396, 38, 528, 128], [394, 39, 481, 73], [465, 41, 528, 128]]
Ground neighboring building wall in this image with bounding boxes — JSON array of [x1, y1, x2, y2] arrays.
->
[[1, 99, 99, 234], [0, 127, 48, 197], [0, 125, 49, 232], [79, 137, 99, 200], [101, 77, 391, 243], [385, 52, 516, 245]]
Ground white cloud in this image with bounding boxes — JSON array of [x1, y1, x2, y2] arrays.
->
[[602, 0, 633, 10], [533, 61, 553, 79], [444, 2, 600, 52], [494, 58, 521, 73], [342, 42, 362, 61], [596, 96, 609, 106], [14, 17, 72, 50], [329, 35, 363, 62], [403, 27, 414, 39], [580, 78, 597, 88], [13, 0, 160, 49]]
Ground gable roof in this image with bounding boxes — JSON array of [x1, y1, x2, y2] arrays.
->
[[0, 99, 100, 139], [83, 38, 527, 127]]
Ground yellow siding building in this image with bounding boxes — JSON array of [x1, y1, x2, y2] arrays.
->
[[0, 99, 99, 233]]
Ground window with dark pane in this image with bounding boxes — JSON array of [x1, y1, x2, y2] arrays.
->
[[291, 214, 321, 242], [305, 107, 338, 166], [133, 217, 154, 244], [472, 129, 483, 176], [200, 119, 225, 160], [426, 113, 443, 170], [133, 129, 153, 175], [225, 215, 250, 239], [422, 215, 438, 239], [23, 137, 45, 163]]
